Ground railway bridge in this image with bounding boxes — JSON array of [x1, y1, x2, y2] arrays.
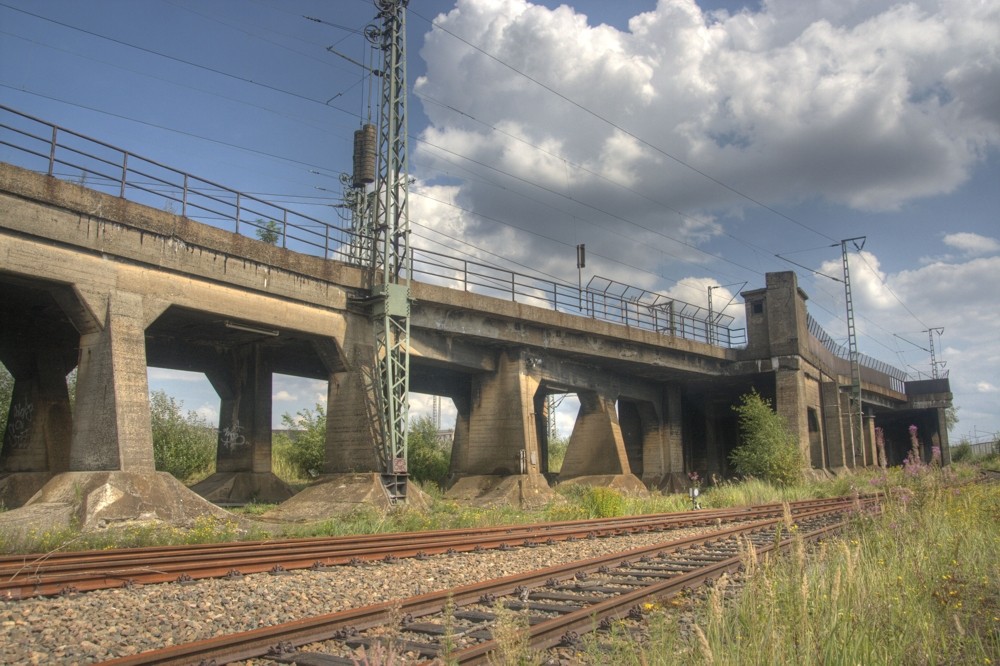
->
[[0, 111, 951, 526]]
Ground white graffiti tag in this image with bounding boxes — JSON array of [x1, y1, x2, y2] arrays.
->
[[6, 401, 34, 450], [219, 420, 247, 451]]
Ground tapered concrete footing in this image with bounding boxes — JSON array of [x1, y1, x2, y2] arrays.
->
[[0, 471, 242, 538], [190, 472, 295, 505], [261, 473, 431, 523], [0, 472, 55, 510], [557, 473, 650, 496], [445, 474, 555, 509], [642, 472, 689, 494]]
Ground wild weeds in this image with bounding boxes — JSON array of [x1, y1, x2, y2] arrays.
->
[[634, 470, 1000, 665]]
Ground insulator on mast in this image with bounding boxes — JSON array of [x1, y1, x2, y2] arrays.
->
[[352, 124, 377, 188]]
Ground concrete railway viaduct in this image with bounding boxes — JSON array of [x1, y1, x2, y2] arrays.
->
[[0, 146, 952, 527]]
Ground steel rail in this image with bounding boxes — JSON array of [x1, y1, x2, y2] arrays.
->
[[95, 500, 874, 666], [1, 497, 861, 599], [445, 518, 852, 664]]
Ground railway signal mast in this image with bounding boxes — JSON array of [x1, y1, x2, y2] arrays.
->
[[362, 0, 412, 502], [841, 237, 866, 467]]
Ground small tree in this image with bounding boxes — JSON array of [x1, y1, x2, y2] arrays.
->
[[255, 219, 282, 246], [407, 415, 450, 486], [730, 390, 803, 486], [149, 390, 215, 482]]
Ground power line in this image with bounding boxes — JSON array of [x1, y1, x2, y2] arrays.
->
[[852, 249, 930, 329], [408, 6, 838, 244]]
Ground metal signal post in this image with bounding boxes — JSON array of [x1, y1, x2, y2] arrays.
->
[[841, 236, 866, 467]]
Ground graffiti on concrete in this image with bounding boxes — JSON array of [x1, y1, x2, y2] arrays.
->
[[220, 419, 247, 452], [6, 400, 34, 449]]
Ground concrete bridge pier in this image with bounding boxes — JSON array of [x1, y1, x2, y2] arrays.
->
[[3, 291, 234, 531], [556, 390, 647, 494], [445, 351, 554, 508], [191, 345, 294, 505], [262, 344, 422, 522], [630, 384, 686, 491], [0, 332, 75, 508]]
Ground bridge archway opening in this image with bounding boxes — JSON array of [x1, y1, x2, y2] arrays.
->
[[533, 389, 579, 481], [145, 305, 342, 503], [408, 392, 458, 485], [616, 397, 657, 478]]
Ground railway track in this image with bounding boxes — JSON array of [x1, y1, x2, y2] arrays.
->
[[95, 497, 875, 665], [0, 496, 857, 600]]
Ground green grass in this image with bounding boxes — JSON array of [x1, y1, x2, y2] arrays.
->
[[575, 463, 1000, 665]]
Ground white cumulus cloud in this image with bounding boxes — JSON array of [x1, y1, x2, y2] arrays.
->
[[943, 232, 1000, 256]]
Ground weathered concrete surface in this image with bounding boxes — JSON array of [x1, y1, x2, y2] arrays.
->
[[0, 471, 239, 536], [556, 473, 649, 496], [190, 472, 295, 505], [445, 473, 555, 510], [261, 473, 430, 523], [0, 472, 53, 510]]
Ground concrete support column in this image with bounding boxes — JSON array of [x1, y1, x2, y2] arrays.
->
[[324, 367, 382, 473], [560, 390, 629, 478], [1, 352, 72, 475], [458, 351, 541, 476], [448, 394, 471, 477], [775, 368, 811, 470], [665, 385, 684, 473], [821, 381, 847, 470], [935, 407, 950, 465], [863, 413, 877, 469], [71, 291, 154, 472], [0, 346, 74, 508], [192, 344, 293, 504], [206, 345, 273, 474], [443, 351, 556, 508]]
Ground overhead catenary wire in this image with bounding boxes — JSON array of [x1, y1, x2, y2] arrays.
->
[[1, 1, 935, 369], [407, 5, 839, 244]]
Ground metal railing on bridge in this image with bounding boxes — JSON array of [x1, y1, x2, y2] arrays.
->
[[807, 313, 908, 393], [0, 104, 746, 349]]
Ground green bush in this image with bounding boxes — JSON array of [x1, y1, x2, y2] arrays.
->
[[580, 486, 626, 518], [730, 390, 803, 487], [149, 390, 215, 482], [951, 440, 973, 462], [274, 404, 326, 479], [407, 415, 451, 486]]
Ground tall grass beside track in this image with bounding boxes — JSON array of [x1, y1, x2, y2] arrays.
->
[[577, 462, 1000, 665]]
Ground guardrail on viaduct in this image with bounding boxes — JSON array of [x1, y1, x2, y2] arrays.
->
[[0, 104, 750, 348], [0, 105, 916, 392], [4, 101, 918, 388]]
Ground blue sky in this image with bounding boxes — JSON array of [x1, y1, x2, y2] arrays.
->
[[2, 0, 997, 443]]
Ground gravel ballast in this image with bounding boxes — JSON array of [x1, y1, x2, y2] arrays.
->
[[0, 524, 724, 664]]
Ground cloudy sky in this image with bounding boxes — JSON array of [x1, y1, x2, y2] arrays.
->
[[1, 0, 997, 443]]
